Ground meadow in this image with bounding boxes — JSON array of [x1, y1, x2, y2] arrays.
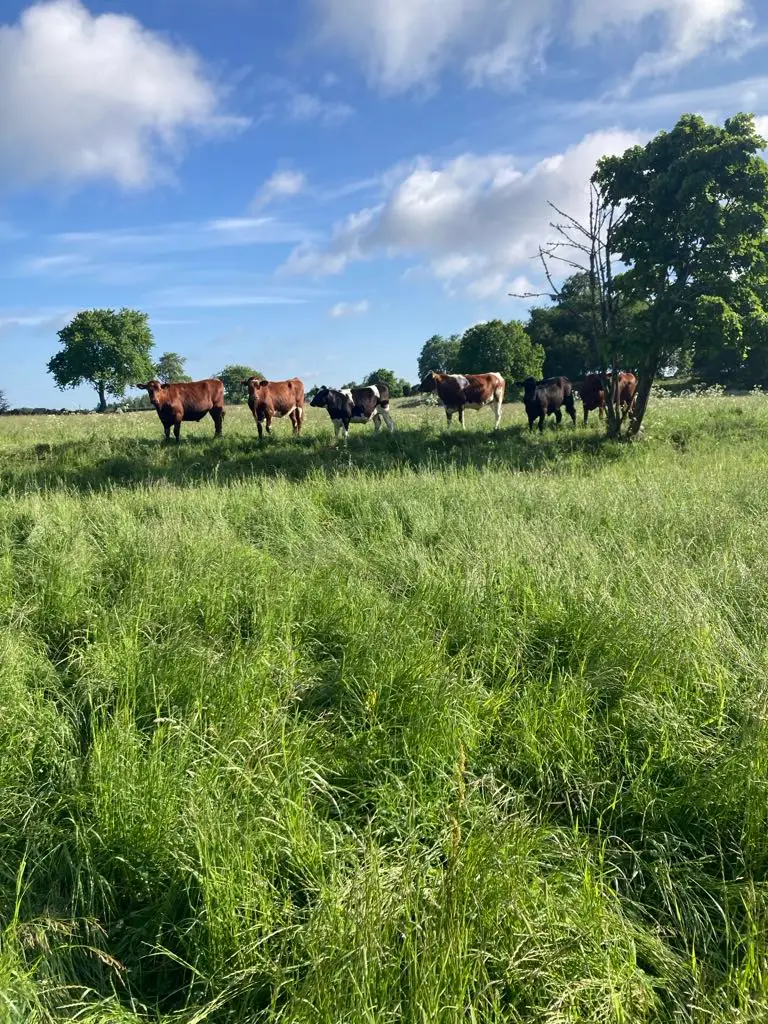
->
[[1, 392, 768, 1022]]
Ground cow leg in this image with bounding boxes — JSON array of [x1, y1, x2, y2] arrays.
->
[[458, 407, 465, 430], [583, 406, 589, 427], [257, 416, 264, 440], [445, 408, 453, 427], [173, 422, 181, 442], [296, 406, 304, 434], [554, 408, 563, 428], [210, 407, 224, 437], [265, 413, 272, 436], [491, 398, 502, 429], [373, 412, 382, 432], [538, 413, 545, 433], [163, 423, 171, 443], [565, 395, 577, 426], [380, 407, 395, 433]]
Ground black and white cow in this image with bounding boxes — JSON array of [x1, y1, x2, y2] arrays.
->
[[310, 384, 395, 442]]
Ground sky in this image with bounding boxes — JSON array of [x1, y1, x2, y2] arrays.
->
[[2, 0, 768, 407]]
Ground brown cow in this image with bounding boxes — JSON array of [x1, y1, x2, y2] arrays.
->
[[417, 371, 506, 428], [580, 372, 638, 426], [242, 377, 305, 439], [134, 379, 225, 441]]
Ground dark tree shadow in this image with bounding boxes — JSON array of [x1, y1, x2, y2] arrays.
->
[[3, 424, 630, 495]]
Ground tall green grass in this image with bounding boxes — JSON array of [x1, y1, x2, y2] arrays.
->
[[1, 394, 768, 1021]]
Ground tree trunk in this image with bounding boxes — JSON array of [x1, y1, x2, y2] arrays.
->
[[629, 364, 657, 436], [97, 381, 107, 412]]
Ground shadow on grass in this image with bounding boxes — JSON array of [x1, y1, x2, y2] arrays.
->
[[3, 424, 631, 494]]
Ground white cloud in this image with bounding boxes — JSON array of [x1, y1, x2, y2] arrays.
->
[[328, 299, 370, 317], [286, 92, 354, 125], [0, 0, 244, 189], [313, 0, 752, 92], [148, 288, 309, 309], [281, 129, 642, 297], [251, 169, 307, 209]]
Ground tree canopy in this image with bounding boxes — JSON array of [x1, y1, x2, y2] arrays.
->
[[47, 308, 155, 412], [363, 368, 411, 398], [214, 364, 262, 405], [593, 112, 768, 429], [456, 320, 543, 384], [417, 334, 461, 380], [155, 352, 191, 383]]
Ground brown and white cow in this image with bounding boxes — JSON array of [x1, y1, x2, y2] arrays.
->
[[134, 379, 225, 441], [417, 371, 506, 428], [242, 376, 305, 439]]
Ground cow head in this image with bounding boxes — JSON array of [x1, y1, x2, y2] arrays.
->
[[310, 386, 330, 408], [241, 376, 267, 398], [134, 380, 168, 405], [417, 372, 439, 394], [516, 377, 538, 398]]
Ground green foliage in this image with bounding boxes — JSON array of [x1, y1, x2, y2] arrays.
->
[[154, 351, 191, 383], [363, 368, 410, 398], [417, 334, 461, 379], [47, 308, 155, 411], [456, 319, 543, 383], [214, 364, 261, 404], [594, 112, 768, 424], [2, 396, 768, 1020], [0, 390, 7, 414]]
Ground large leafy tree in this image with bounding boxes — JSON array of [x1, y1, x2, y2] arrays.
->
[[527, 274, 593, 380], [155, 351, 191, 383], [456, 320, 543, 384], [214, 364, 261, 405], [0, 390, 8, 414], [48, 308, 155, 412], [417, 334, 461, 380], [594, 112, 768, 432]]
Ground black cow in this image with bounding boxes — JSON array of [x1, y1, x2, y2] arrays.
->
[[310, 384, 394, 442], [519, 376, 577, 432]]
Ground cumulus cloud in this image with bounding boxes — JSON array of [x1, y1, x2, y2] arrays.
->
[[281, 129, 642, 297], [0, 0, 243, 189], [313, 0, 752, 91], [251, 169, 307, 209], [328, 299, 370, 317]]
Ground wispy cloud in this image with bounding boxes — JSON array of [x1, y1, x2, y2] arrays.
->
[[251, 169, 307, 210], [329, 299, 370, 317], [148, 287, 310, 309]]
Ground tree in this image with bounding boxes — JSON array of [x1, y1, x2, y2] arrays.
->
[[456, 320, 543, 385], [214, 364, 261, 405], [363, 368, 407, 398], [417, 334, 460, 380], [155, 351, 191, 383], [593, 112, 768, 433], [527, 275, 593, 380], [0, 390, 8, 414], [47, 308, 155, 412]]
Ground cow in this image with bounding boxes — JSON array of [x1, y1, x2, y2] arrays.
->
[[133, 379, 225, 441], [580, 374, 605, 426], [580, 372, 638, 426], [417, 371, 505, 429], [519, 376, 577, 432], [310, 384, 395, 442], [242, 376, 305, 439]]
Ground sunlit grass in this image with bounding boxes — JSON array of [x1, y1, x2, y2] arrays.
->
[[1, 393, 768, 1021]]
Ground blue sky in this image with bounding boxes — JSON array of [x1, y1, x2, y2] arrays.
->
[[2, 0, 768, 407]]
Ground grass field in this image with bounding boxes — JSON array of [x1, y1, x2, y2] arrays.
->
[[2, 393, 768, 1022]]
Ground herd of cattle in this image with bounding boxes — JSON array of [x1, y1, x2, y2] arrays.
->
[[132, 370, 638, 442]]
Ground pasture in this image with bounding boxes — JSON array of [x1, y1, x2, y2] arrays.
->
[[2, 392, 768, 1022]]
